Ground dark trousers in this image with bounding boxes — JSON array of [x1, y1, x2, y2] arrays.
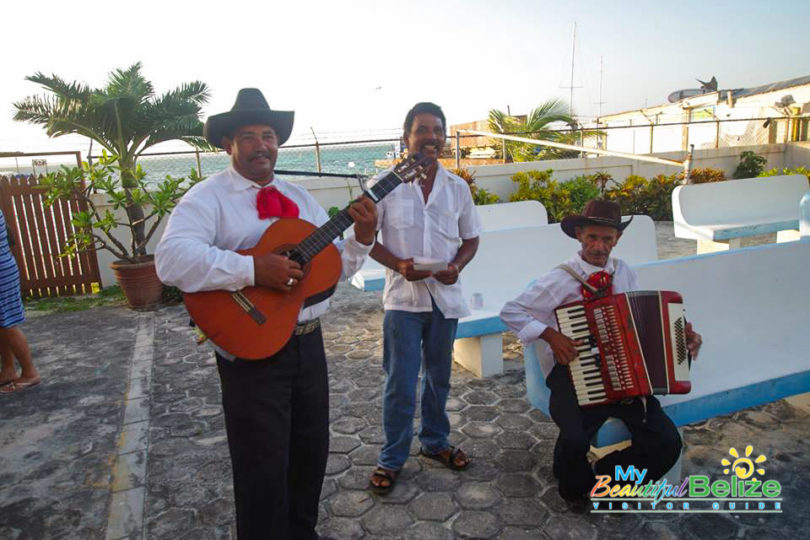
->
[[546, 363, 682, 501], [216, 327, 329, 540]]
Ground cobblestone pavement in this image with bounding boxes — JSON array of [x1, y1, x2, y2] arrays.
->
[[1, 223, 808, 539]]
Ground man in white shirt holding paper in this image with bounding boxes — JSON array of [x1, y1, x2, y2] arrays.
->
[[367, 102, 481, 494]]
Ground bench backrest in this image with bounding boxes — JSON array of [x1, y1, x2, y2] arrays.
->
[[460, 215, 657, 311], [477, 200, 548, 232], [672, 174, 809, 227]]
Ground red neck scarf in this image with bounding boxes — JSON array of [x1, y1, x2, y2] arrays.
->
[[582, 270, 613, 300], [256, 185, 299, 219]]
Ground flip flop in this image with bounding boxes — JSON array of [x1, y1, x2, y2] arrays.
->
[[420, 445, 471, 471], [0, 379, 41, 394], [368, 466, 398, 495], [0, 379, 15, 388]]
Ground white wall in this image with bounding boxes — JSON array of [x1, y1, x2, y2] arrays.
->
[[468, 143, 796, 202]]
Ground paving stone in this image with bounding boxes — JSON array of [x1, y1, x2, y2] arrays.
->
[[327, 489, 374, 517], [452, 510, 502, 539], [317, 516, 365, 539], [463, 390, 500, 406], [407, 521, 455, 540], [325, 453, 351, 475], [361, 504, 414, 535], [539, 513, 598, 540], [496, 497, 547, 527], [456, 482, 502, 510], [462, 421, 503, 439], [329, 435, 361, 454], [498, 449, 538, 473], [495, 473, 541, 498], [462, 406, 500, 422], [495, 414, 534, 432], [497, 398, 531, 414], [415, 468, 462, 492], [409, 492, 459, 521], [498, 526, 547, 539], [495, 431, 536, 450], [331, 416, 367, 434], [348, 444, 382, 466]]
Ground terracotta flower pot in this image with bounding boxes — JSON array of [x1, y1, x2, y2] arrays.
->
[[110, 255, 164, 310]]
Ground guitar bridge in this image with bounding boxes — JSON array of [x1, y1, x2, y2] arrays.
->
[[231, 291, 267, 325]]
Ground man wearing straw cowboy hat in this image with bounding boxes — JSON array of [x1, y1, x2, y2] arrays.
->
[[500, 199, 702, 508], [156, 88, 378, 539]]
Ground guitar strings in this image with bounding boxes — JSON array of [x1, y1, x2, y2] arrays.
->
[[292, 169, 406, 262]]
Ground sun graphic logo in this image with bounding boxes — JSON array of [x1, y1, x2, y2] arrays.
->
[[721, 445, 767, 479]]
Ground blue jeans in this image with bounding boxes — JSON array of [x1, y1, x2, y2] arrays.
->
[[378, 301, 458, 471]]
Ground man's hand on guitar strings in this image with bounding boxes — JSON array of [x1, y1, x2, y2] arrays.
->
[[348, 197, 378, 245], [253, 253, 304, 292], [396, 258, 433, 282]]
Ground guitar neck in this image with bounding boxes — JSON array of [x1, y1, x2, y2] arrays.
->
[[290, 168, 406, 265]]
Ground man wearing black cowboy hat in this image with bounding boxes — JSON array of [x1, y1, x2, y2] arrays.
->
[[156, 88, 378, 539], [500, 199, 702, 507]]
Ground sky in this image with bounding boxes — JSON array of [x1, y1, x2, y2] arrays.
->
[[2, 0, 809, 156]]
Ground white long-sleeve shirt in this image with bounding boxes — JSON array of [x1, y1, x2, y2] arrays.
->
[[155, 166, 372, 323], [373, 164, 481, 319], [500, 252, 638, 378]]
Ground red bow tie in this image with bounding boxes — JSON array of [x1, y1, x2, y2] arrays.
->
[[582, 270, 613, 300], [256, 185, 299, 219]]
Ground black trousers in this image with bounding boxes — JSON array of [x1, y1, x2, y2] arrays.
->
[[216, 327, 329, 540], [546, 363, 682, 501]]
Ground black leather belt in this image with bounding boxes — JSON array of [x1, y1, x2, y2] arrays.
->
[[293, 318, 321, 336]]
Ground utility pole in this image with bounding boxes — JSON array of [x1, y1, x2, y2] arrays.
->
[[569, 22, 576, 117]]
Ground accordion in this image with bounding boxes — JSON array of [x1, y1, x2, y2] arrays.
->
[[554, 291, 691, 407]]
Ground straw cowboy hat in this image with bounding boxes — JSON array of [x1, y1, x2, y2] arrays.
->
[[203, 88, 294, 148], [560, 199, 633, 239]]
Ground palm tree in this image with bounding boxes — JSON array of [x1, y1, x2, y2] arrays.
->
[[488, 98, 593, 162], [13, 62, 210, 259]]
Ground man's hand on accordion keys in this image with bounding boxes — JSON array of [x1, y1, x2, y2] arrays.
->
[[685, 322, 702, 360], [540, 327, 583, 365]]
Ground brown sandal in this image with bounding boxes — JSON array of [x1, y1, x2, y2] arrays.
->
[[420, 445, 471, 471], [369, 466, 398, 495]]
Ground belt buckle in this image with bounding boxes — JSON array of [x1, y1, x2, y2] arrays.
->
[[294, 319, 320, 336]]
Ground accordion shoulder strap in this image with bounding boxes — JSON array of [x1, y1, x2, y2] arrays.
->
[[555, 264, 598, 294]]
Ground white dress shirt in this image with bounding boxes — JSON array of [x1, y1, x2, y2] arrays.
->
[[373, 164, 481, 319], [155, 166, 372, 324], [500, 252, 639, 377]]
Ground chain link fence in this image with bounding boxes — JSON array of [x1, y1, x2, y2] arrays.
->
[[2, 116, 805, 182]]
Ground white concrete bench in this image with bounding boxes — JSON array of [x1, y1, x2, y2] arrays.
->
[[524, 238, 810, 448], [454, 215, 657, 377], [349, 201, 549, 292], [672, 174, 809, 253]]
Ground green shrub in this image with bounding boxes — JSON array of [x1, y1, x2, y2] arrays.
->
[[564, 175, 601, 213], [759, 166, 810, 182], [452, 167, 501, 205], [509, 169, 572, 222], [679, 167, 726, 184], [604, 174, 679, 220], [733, 151, 767, 179]]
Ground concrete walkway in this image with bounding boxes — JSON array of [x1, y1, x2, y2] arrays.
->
[[1, 223, 808, 539]]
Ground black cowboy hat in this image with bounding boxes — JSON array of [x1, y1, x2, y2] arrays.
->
[[560, 199, 633, 239], [203, 88, 294, 148]]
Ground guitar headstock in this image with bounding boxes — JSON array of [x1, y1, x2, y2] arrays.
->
[[393, 152, 436, 185]]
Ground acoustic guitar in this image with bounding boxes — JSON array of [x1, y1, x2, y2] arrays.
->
[[183, 154, 432, 360]]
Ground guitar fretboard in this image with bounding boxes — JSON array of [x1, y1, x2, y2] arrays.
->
[[290, 168, 408, 264]]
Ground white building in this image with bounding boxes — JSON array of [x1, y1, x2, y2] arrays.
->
[[595, 75, 810, 154]]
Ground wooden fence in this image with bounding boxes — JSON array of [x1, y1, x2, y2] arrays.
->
[[0, 174, 101, 298]]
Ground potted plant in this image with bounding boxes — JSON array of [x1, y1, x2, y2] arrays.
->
[[40, 153, 203, 308], [13, 62, 211, 308]]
